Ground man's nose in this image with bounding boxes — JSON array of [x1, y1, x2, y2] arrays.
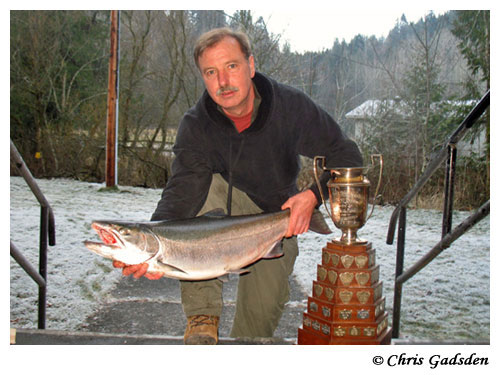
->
[[218, 70, 229, 87]]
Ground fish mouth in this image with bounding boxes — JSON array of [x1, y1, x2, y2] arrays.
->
[[91, 222, 124, 248]]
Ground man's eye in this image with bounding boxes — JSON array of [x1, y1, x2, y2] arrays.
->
[[228, 63, 237, 69], [205, 70, 215, 77]]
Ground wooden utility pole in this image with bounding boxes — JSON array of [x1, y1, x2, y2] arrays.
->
[[105, 10, 120, 187]]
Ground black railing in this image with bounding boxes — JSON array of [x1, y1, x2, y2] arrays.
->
[[386, 90, 490, 338], [10, 140, 56, 329]]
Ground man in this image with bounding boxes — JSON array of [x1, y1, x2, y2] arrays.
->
[[115, 27, 362, 344]]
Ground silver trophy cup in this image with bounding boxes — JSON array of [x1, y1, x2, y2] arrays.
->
[[313, 155, 383, 245]]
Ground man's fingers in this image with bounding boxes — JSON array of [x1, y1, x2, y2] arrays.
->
[[285, 210, 309, 237], [122, 264, 141, 276], [117, 263, 160, 280], [281, 189, 316, 237], [285, 212, 296, 237], [144, 272, 164, 280], [113, 260, 126, 268], [112, 261, 160, 280], [132, 263, 149, 279], [291, 220, 307, 236]]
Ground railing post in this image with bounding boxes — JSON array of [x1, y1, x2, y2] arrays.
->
[[11, 140, 53, 330], [38, 206, 49, 329], [442, 144, 457, 238], [392, 206, 406, 338]]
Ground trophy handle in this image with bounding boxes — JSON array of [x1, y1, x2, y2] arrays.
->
[[313, 156, 335, 222], [366, 154, 383, 220]]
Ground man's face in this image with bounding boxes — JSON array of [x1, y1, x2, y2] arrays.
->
[[198, 36, 255, 117]]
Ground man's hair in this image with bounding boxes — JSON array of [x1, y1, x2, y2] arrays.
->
[[193, 27, 252, 69]]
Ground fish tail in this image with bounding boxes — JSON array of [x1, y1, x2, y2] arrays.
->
[[309, 209, 332, 234]]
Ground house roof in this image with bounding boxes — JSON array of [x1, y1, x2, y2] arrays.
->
[[345, 99, 477, 120], [345, 99, 397, 119]]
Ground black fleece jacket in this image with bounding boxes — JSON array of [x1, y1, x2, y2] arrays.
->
[[151, 72, 362, 221]]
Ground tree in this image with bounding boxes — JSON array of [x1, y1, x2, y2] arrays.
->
[[10, 10, 109, 176], [451, 10, 491, 145], [451, 10, 490, 165], [228, 10, 289, 78], [116, 10, 194, 186], [403, 13, 446, 180], [451, 11, 490, 91], [119, 10, 156, 147]]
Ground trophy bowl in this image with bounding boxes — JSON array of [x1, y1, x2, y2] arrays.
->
[[314, 155, 383, 245], [327, 167, 370, 244]]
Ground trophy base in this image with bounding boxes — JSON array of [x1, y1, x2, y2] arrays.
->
[[297, 239, 392, 345], [297, 326, 392, 345]]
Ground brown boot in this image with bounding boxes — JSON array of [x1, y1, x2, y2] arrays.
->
[[184, 315, 219, 345]]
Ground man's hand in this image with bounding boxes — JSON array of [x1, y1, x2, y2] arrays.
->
[[281, 189, 318, 237], [112, 261, 164, 280]]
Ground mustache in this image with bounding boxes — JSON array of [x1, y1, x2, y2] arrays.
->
[[216, 86, 239, 96]]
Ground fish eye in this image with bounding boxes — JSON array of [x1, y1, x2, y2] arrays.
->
[[119, 228, 131, 236]]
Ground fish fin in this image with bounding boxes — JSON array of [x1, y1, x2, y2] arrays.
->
[[156, 261, 188, 274], [262, 241, 285, 259], [201, 208, 227, 218], [228, 269, 250, 275], [308, 209, 332, 234]]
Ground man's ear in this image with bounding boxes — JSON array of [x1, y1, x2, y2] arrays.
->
[[248, 55, 256, 78]]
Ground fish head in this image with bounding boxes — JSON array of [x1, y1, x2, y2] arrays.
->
[[84, 220, 160, 265]]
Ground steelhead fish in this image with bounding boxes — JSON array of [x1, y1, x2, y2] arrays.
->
[[84, 209, 331, 280]]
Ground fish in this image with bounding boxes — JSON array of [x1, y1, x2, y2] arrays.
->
[[84, 208, 331, 281]]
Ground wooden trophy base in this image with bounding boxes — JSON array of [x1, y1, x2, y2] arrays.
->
[[298, 326, 392, 345], [297, 241, 392, 345]]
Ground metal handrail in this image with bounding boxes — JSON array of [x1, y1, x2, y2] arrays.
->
[[396, 201, 489, 286], [387, 90, 490, 244], [10, 139, 56, 329], [385, 91, 490, 338], [10, 241, 47, 288]]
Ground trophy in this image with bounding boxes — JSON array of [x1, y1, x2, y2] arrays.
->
[[313, 154, 383, 244], [297, 154, 391, 345]]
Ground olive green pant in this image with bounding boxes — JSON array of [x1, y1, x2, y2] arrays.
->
[[179, 174, 299, 338]]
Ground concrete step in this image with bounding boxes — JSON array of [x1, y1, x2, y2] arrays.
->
[[12, 328, 489, 345], [11, 328, 294, 345]]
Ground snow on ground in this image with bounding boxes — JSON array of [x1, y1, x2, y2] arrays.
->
[[10, 176, 490, 340]]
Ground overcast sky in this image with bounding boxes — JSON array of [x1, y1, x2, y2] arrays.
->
[[251, 9, 446, 53]]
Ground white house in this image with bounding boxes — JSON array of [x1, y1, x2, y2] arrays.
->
[[345, 99, 487, 158]]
